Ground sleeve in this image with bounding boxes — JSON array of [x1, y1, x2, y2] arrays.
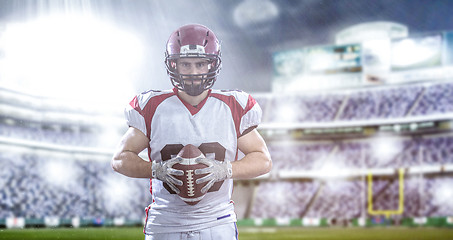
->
[[239, 94, 262, 137], [124, 95, 148, 138]]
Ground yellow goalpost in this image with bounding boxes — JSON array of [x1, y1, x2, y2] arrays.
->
[[367, 168, 405, 218]]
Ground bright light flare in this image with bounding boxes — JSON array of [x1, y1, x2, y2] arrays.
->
[[371, 136, 402, 164], [324, 180, 350, 193], [102, 175, 135, 210], [275, 100, 299, 122], [0, 14, 144, 102], [233, 0, 279, 29], [391, 36, 441, 68], [432, 179, 453, 207], [40, 159, 81, 189], [319, 158, 347, 179], [307, 52, 334, 72]]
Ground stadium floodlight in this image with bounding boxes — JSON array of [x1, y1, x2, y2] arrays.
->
[[0, 13, 143, 104], [367, 168, 405, 218]]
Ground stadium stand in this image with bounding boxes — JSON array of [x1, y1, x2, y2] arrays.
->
[[1, 80, 453, 226], [257, 81, 453, 123], [0, 151, 150, 220]]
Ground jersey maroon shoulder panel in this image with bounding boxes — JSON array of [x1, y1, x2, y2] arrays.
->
[[129, 91, 176, 138], [129, 95, 143, 117], [244, 94, 257, 115], [210, 92, 257, 137]]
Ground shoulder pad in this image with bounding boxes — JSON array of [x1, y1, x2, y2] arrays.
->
[[220, 89, 243, 93], [141, 89, 163, 95]]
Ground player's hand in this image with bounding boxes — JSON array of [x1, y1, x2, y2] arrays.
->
[[152, 158, 184, 194], [194, 158, 233, 194]]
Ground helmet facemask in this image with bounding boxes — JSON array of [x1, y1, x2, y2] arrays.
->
[[165, 49, 221, 96], [165, 24, 222, 96]]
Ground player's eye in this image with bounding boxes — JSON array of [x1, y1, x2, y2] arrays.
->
[[178, 62, 191, 69], [196, 62, 207, 68]]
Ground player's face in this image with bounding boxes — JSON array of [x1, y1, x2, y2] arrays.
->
[[176, 58, 210, 85]]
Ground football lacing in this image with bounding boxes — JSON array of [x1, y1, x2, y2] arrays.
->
[[186, 170, 195, 196]]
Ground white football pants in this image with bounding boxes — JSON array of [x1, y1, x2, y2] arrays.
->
[[144, 222, 238, 240]]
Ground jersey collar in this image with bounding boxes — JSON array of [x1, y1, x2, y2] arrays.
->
[[173, 88, 211, 115]]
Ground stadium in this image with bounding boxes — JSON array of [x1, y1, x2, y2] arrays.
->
[[1, 1, 453, 239]]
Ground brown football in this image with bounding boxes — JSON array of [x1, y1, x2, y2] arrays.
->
[[172, 144, 209, 205]]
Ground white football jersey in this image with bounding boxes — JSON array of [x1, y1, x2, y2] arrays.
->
[[124, 88, 262, 234]]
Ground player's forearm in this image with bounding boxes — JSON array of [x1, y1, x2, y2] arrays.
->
[[111, 151, 152, 178], [231, 151, 272, 179]]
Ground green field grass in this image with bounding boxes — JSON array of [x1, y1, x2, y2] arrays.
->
[[1, 226, 453, 240]]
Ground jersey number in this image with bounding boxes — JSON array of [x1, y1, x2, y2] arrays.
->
[[160, 142, 226, 194]]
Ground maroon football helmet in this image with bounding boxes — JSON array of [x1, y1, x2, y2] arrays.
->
[[165, 24, 222, 96]]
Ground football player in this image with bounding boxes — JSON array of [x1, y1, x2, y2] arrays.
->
[[112, 23, 272, 240]]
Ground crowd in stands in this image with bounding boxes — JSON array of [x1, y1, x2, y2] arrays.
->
[[0, 119, 100, 148], [1, 80, 453, 221], [338, 85, 418, 120], [304, 180, 364, 219], [249, 181, 321, 219], [268, 142, 334, 171], [267, 134, 453, 172], [264, 93, 344, 122], [0, 152, 150, 220], [249, 176, 453, 219], [254, 81, 453, 122], [1, 81, 453, 151], [2, 146, 448, 220], [411, 83, 453, 116]]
